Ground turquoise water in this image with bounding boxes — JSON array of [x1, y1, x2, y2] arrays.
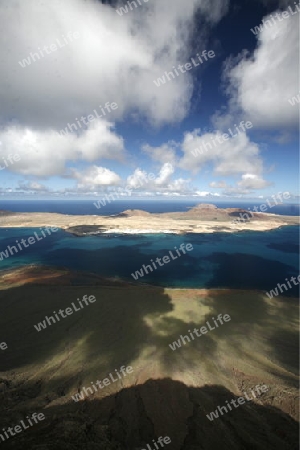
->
[[0, 226, 299, 291]]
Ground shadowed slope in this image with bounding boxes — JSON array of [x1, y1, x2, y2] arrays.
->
[[0, 270, 298, 449], [0, 379, 298, 449]]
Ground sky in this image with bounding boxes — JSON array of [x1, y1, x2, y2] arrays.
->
[[0, 0, 299, 200]]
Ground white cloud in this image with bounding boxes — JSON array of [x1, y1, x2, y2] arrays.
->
[[237, 173, 272, 189], [0, 0, 228, 130], [18, 181, 49, 192], [207, 175, 271, 196], [70, 166, 121, 190], [195, 191, 217, 197], [142, 143, 177, 165], [0, 120, 124, 177], [155, 163, 175, 185], [126, 163, 192, 195], [209, 181, 228, 188], [138, 128, 271, 195], [179, 129, 264, 176], [167, 178, 191, 192], [219, 10, 299, 130], [126, 169, 153, 189]]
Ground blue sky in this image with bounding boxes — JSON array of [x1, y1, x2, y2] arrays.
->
[[0, 0, 299, 200]]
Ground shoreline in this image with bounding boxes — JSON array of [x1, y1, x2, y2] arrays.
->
[[0, 265, 299, 297]]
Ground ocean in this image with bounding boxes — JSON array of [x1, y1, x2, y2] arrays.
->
[[1, 199, 299, 216], [0, 201, 298, 291]]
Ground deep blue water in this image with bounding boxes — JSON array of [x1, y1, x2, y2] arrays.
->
[[1, 199, 299, 216], [0, 225, 299, 291]]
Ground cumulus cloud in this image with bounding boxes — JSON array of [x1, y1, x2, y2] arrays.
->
[[208, 175, 271, 196], [167, 178, 192, 192], [154, 163, 175, 185], [0, 0, 228, 130], [179, 129, 264, 176], [126, 169, 154, 189], [140, 128, 270, 195], [70, 166, 121, 190], [237, 173, 272, 189], [0, 120, 124, 177], [0, 0, 231, 190], [126, 164, 192, 195], [216, 9, 299, 130], [142, 143, 177, 165]]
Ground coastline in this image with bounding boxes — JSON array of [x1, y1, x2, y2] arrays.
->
[[0, 264, 298, 296]]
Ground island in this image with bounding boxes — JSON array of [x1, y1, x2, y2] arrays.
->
[[0, 204, 298, 235]]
